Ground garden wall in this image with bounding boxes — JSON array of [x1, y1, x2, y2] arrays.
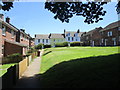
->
[[1, 52, 37, 89]]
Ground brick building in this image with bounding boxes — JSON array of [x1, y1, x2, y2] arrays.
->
[[0, 14, 34, 57], [99, 20, 120, 46], [81, 27, 103, 46]]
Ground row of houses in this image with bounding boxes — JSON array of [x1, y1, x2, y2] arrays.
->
[[35, 20, 120, 47], [35, 29, 84, 47], [81, 20, 120, 46], [0, 14, 35, 58]]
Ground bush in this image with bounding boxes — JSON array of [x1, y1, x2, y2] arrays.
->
[[35, 43, 43, 49], [55, 42, 68, 47], [44, 45, 51, 48], [70, 42, 82, 46], [2, 53, 23, 64]]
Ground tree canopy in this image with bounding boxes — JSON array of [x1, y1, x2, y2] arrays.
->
[[0, 0, 120, 24]]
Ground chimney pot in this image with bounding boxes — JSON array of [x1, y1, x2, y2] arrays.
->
[[6, 17, 10, 23]]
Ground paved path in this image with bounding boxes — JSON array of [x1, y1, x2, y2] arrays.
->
[[14, 50, 43, 88]]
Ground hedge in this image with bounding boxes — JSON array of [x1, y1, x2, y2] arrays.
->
[[1, 53, 23, 64], [44, 45, 51, 48], [55, 42, 68, 47], [70, 42, 82, 46]]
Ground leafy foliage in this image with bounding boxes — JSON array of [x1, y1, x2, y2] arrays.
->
[[1, 2, 13, 11], [45, 1, 108, 24], [35, 43, 43, 49], [1, 1, 120, 24]]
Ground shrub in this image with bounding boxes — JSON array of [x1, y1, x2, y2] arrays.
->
[[2, 53, 23, 64], [70, 42, 82, 46], [44, 45, 51, 48], [63, 42, 68, 47], [35, 43, 43, 49], [55, 42, 69, 47]]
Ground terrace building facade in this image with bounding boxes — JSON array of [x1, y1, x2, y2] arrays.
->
[[81, 27, 103, 46], [81, 20, 120, 46], [99, 20, 120, 46], [0, 14, 34, 57], [35, 30, 83, 47]]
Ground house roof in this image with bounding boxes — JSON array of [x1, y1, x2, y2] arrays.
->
[[35, 34, 49, 39], [49, 33, 64, 39], [85, 27, 103, 36], [101, 20, 120, 31], [65, 31, 84, 37], [0, 18, 18, 32]]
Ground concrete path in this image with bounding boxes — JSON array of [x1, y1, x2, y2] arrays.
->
[[14, 50, 43, 88]]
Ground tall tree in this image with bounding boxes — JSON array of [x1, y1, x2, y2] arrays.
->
[[0, 0, 120, 24]]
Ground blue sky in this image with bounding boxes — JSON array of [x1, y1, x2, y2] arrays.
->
[[2, 2, 119, 37]]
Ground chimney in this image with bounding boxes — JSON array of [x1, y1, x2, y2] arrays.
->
[[0, 14, 4, 20], [20, 29, 25, 32], [77, 29, 80, 33], [6, 17, 10, 23]]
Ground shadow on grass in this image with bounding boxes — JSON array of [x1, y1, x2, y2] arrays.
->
[[42, 51, 52, 56], [12, 53, 120, 89], [39, 53, 120, 88]]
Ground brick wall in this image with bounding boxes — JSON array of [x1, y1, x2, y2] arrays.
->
[[0, 28, 2, 58], [101, 27, 120, 46], [4, 41, 22, 57]]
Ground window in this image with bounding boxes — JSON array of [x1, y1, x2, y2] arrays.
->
[[108, 31, 112, 37], [72, 37, 74, 41], [119, 36, 120, 41], [38, 39, 40, 43], [43, 39, 44, 43], [54, 39, 55, 42], [11, 30, 14, 38], [118, 27, 120, 31], [2, 26, 6, 35], [68, 37, 70, 41], [76, 39, 77, 41], [46, 39, 48, 43], [101, 39, 104, 43]]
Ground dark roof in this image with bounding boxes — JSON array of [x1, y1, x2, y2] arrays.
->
[[35, 34, 49, 39], [85, 27, 103, 35], [65, 31, 84, 37], [101, 20, 120, 31], [49, 33, 64, 39]]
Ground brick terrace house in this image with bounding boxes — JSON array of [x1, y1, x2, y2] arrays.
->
[[0, 14, 34, 57], [81, 27, 103, 46], [99, 20, 120, 46]]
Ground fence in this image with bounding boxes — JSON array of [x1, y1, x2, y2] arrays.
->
[[1, 52, 37, 89]]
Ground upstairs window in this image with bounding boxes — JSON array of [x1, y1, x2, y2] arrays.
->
[[118, 27, 120, 31], [2, 25, 6, 35], [38, 39, 40, 43], [11, 30, 15, 38], [46, 39, 48, 43], [108, 31, 112, 37]]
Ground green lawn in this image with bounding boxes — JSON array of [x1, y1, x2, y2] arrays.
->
[[40, 47, 120, 88], [0, 63, 16, 77]]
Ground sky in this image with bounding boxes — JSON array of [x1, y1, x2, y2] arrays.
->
[[1, 1, 119, 37]]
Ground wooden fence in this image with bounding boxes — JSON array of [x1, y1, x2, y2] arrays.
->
[[1, 52, 37, 89]]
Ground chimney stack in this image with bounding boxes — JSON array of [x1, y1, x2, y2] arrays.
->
[[77, 29, 80, 33], [6, 17, 10, 23], [0, 14, 4, 20], [20, 29, 25, 32]]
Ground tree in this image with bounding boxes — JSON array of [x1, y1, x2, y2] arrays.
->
[[1, 0, 120, 24]]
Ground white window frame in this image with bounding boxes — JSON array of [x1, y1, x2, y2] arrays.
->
[[118, 27, 120, 31], [2, 25, 6, 36]]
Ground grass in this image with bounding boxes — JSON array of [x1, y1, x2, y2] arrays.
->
[[0, 63, 16, 77], [40, 46, 120, 88]]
